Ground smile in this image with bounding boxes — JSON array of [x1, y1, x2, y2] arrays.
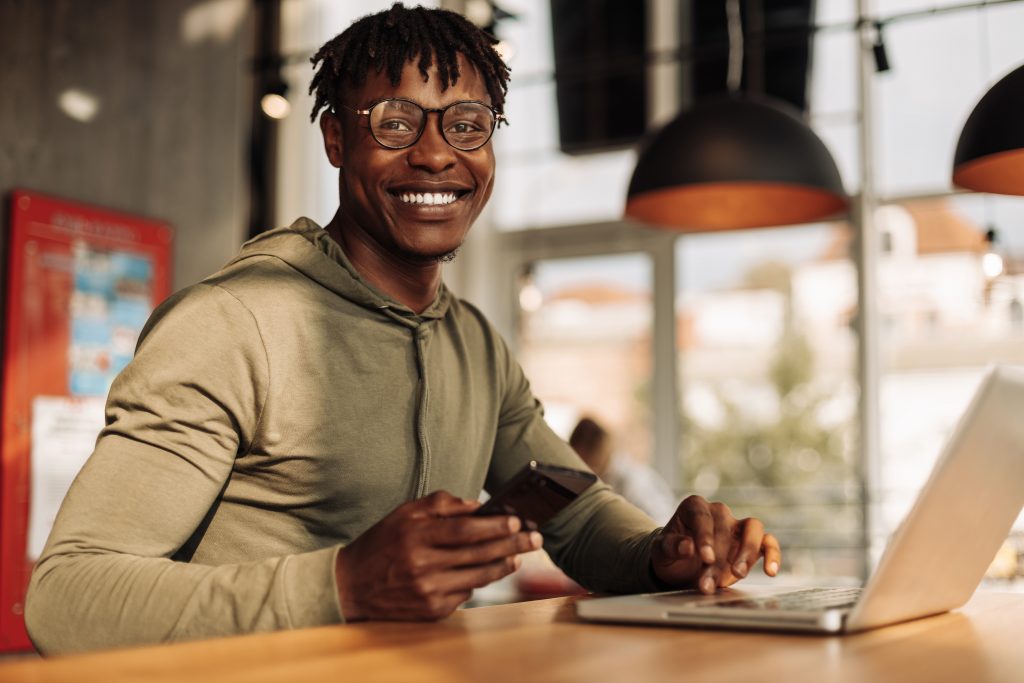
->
[[397, 191, 460, 206]]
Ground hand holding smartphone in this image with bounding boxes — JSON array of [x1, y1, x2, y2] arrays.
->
[[474, 461, 597, 531]]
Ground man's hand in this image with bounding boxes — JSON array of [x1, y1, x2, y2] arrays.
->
[[334, 490, 543, 621], [650, 495, 781, 593]]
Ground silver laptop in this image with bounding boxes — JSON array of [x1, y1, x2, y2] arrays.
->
[[577, 364, 1024, 634]]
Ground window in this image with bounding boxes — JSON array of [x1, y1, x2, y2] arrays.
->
[[873, 6, 1024, 197], [483, 1, 1024, 586], [676, 224, 860, 576], [517, 253, 654, 464], [491, 0, 639, 231], [876, 196, 1024, 583]]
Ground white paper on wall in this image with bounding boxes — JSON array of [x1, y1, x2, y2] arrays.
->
[[28, 396, 106, 561]]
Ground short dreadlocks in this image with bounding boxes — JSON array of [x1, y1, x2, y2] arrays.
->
[[309, 3, 510, 123]]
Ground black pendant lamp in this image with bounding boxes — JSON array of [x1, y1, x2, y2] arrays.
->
[[626, 94, 848, 230], [625, 0, 847, 232], [953, 63, 1024, 196]]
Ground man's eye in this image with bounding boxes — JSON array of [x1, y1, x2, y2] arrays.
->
[[379, 119, 414, 132], [447, 121, 483, 134]]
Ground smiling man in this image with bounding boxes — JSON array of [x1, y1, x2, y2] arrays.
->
[[25, 4, 780, 654], [316, 49, 499, 313]]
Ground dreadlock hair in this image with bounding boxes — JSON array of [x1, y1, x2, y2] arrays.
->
[[309, 3, 510, 123]]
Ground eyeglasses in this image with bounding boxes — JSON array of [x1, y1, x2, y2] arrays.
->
[[338, 98, 506, 152]]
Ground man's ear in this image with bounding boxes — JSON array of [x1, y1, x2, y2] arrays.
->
[[320, 111, 344, 169]]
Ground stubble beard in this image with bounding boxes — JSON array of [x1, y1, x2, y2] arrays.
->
[[392, 242, 461, 265], [437, 248, 460, 263]]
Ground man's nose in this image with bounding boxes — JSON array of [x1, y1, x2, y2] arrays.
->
[[407, 114, 457, 172]]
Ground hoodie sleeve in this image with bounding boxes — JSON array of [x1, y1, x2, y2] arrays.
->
[[486, 337, 669, 594], [25, 283, 343, 655]]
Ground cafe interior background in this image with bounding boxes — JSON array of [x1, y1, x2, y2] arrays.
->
[[2, 0, 1024, 639]]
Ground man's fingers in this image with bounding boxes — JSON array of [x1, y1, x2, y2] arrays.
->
[[681, 496, 716, 563], [697, 565, 718, 595], [731, 518, 765, 579], [426, 514, 522, 547], [431, 531, 542, 570], [427, 555, 524, 596], [656, 532, 696, 564], [762, 533, 782, 576], [708, 501, 736, 566]]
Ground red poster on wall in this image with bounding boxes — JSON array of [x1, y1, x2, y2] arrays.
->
[[0, 190, 172, 651]]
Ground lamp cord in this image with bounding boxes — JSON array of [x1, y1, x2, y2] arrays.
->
[[726, 0, 744, 93], [977, 4, 995, 231]]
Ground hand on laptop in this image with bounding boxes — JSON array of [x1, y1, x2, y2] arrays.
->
[[650, 495, 781, 593], [333, 491, 543, 621]]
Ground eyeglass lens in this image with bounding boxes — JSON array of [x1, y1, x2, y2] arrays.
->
[[368, 100, 496, 151]]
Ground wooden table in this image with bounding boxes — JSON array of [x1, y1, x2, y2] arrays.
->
[[2, 591, 1023, 683]]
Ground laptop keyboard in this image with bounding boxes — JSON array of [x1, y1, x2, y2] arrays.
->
[[700, 587, 862, 611]]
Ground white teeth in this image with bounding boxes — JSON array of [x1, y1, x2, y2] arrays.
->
[[398, 192, 459, 206]]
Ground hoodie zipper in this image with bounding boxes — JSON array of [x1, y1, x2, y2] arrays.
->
[[413, 325, 432, 497]]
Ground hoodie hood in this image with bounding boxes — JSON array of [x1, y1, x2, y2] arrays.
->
[[226, 217, 452, 322]]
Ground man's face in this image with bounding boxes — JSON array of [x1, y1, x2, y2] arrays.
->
[[321, 54, 496, 263]]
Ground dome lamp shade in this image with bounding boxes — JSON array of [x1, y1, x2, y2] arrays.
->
[[625, 95, 849, 231], [953, 63, 1024, 196]]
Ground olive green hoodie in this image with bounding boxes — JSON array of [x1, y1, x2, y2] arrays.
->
[[25, 218, 663, 654]]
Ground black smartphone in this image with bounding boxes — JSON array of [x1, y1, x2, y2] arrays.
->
[[474, 460, 598, 531]]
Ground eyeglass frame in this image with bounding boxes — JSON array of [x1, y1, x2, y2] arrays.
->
[[335, 97, 507, 152]]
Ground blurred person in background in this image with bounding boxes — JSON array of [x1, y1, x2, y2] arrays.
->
[[25, 3, 780, 655], [570, 417, 677, 523]]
